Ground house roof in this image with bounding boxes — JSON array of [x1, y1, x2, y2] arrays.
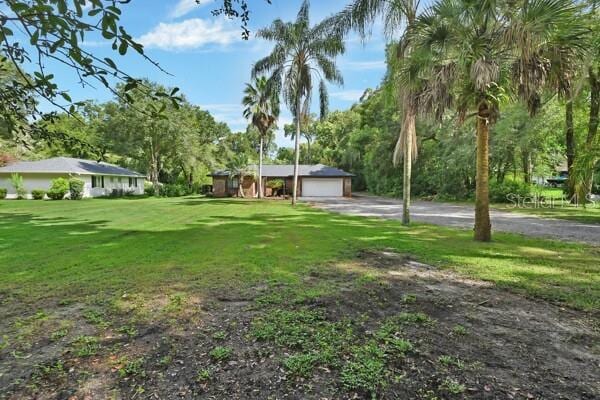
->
[[0, 157, 145, 177], [210, 164, 353, 178]]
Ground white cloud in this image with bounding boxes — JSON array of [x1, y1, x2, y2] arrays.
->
[[138, 18, 240, 51], [170, 0, 212, 19], [201, 104, 295, 147], [343, 60, 386, 71], [330, 89, 367, 102], [201, 103, 247, 131]]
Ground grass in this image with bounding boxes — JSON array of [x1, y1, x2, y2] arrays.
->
[[496, 201, 600, 224], [0, 196, 598, 310], [493, 187, 600, 224]]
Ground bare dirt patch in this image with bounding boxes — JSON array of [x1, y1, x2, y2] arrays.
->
[[1, 251, 598, 399]]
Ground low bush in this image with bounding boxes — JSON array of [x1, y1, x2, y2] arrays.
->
[[159, 183, 189, 197], [69, 178, 85, 200], [109, 188, 134, 198], [266, 179, 284, 189], [489, 180, 532, 203], [0, 188, 6, 199], [144, 182, 156, 196], [47, 178, 69, 200], [31, 189, 46, 200]]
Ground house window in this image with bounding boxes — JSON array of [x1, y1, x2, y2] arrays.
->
[[92, 176, 104, 188], [228, 177, 239, 191], [118, 177, 122, 183], [129, 177, 138, 187]]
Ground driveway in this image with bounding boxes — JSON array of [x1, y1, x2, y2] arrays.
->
[[303, 194, 600, 245]]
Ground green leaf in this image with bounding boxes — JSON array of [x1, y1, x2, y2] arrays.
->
[[104, 57, 117, 69], [118, 40, 128, 55], [57, 0, 67, 14], [60, 92, 72, 102], [30, 30, 40, 45], [10, 2, 29, 13]]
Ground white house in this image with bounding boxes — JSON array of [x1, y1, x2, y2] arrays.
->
[[0, 157, 145, 199]]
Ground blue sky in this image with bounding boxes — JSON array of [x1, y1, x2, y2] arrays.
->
[[46, 1, 391, 147]]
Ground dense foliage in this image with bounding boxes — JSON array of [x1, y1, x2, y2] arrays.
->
[[68, 178, 84, 200], [0, 0, 597, 214], [47, 177, 69, 200]]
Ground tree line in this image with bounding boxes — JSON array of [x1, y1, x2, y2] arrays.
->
[[1, 0, 598, 244], [244, 0, 599, 242]]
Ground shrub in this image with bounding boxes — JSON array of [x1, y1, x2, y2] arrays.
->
[[69, 178, 85, 200], [109, 188, 134, 198], [10, 173, 26, 199], [489, 180, 532, 203], [0, 188, 6, 199], [266, 179, 284, 189], [159, 183, 188, 197], [47, 178, 69, 200], [31, 189, 46, 200], [144, 182, 156, 196]]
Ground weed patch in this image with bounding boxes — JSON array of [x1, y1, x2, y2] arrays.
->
[[73, 336, 100, 357], [209, 346, 232, 362]]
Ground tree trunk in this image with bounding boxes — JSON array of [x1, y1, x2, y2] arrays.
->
[[402, 107, 416, 226], [474, 102, 492, 242], [150, 140, 159, 188], [579, 66, 600, 200], [522, 151, 531, 184], [565, 89, 576, 198], [587, 67, 599, 145], [292, 101, 301, 206], [258, 135, 264, 199]]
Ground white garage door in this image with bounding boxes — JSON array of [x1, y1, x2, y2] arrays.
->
[[302, 178, 343, 197]]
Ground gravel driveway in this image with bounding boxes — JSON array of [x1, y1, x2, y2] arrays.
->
[[303, 194, 600, 245]]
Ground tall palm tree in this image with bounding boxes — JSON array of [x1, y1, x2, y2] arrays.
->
[[242, 76, 280, 198], [252, 0, 345, 205], [283, 113, 316, 162], [411, 0, 580, 241], [326, 0, 420, 225], [513, 1, 589, 199]]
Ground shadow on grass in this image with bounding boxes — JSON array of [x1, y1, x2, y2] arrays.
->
[[0, 198, 597, 310]]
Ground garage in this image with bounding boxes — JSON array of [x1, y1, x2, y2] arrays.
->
[[302, 177, 344, 197]]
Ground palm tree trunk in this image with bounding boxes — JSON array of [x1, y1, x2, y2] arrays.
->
[[565, 89, 576, 199], [258, 135, 264, 199], [587, 66, 599, 145], [292, 102, 301, 206], [402, 108, 416, 226], [579, 66, 600, 200], [474, 102, 492, 242]]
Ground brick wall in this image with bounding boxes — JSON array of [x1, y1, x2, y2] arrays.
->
[[213, 177, 227, 197]]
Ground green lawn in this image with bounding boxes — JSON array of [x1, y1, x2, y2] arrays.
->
[[1, 196, 598, 310], [496, 202, 600, 224], [496, 185, 600, 224]]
